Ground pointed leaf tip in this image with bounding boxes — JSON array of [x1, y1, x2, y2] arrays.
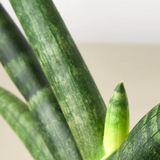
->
[[115, 81, 125, 93], [103, 81, 129, 157]]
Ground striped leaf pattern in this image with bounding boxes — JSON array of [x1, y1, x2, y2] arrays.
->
[[106, 103, 160, 160], [8, 0, 107, 159], [0, 4, 82, 160], [0, 87, 54, 160]]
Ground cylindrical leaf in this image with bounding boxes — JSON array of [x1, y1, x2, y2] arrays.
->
[[8, 0, 107, 159], [106, 103, 160, 160], [0, 87, 54, 160], [103, 82, 129, 157], [0, 4, 82, 160]]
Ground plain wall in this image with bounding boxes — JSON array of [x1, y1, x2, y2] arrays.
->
[[1, 0, 160, 44]]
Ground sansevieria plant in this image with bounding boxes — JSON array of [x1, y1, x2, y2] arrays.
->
[[0, 1, 160, 160]]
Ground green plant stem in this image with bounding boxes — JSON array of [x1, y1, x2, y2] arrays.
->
[[0, 4, 82, 160], [103, 82, 129, 158], [8, 0, 107, 159], [0, 87, 54, 160]]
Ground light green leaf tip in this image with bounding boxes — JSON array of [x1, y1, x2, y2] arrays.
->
[[103, 81, 129, 158]]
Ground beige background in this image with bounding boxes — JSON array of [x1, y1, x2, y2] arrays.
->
[[0, 43, 160, 159]]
